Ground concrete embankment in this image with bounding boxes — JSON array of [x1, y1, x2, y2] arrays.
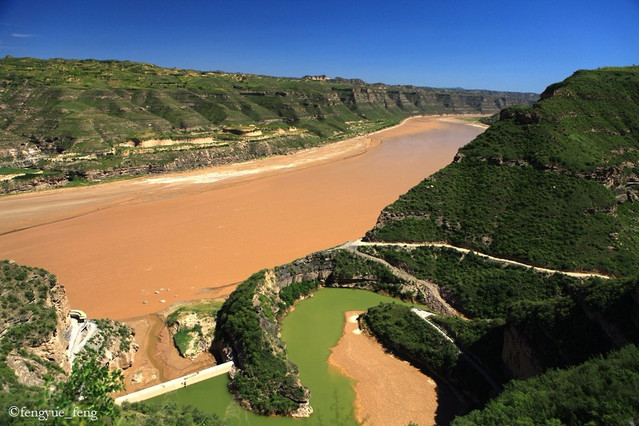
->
[[114, 361, 234, 405]]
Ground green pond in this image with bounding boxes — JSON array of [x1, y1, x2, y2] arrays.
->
[[147, 288, 418, 425]]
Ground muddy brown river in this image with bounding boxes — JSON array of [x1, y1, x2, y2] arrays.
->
[[0, 116, 484, 320]]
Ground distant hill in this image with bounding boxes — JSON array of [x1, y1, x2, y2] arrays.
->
[[0, 56, 536, 193]]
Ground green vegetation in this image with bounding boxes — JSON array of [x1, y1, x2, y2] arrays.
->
[[166, 300, 223, 327], [166, 300, 222, 357], [155, 288, 420, 425], [361, 303, 500, 411], [502, 276, 639, 372], [0, 261, 59, 393], [121, 401, 222, 426], [453, 344, 639, 425], [0, 261, 199, 425], [0, 56, 535, 193], [48, 349, 124, 423], [278, 280, 319, 308], [5, 66, 639, 423], [92, 318, 133, 353], [172, 326, 199, 357], [359, 245, 577, 318], [368, 66, 639, 277], [214, 271, 307, 415], [362, 303, 459, 373], [352, 67, 639, 422]]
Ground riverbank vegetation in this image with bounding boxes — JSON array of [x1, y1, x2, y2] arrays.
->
[[166, 300, 222, 357], [213, 271, 309, 415], [362, 303, 458, 372]]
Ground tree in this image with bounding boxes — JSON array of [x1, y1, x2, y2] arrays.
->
[[48, 348, 124, 423]]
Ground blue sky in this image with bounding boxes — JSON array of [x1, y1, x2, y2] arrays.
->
[[0, 0, 637, 93]]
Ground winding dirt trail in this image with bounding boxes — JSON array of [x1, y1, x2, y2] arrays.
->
[[344, 239, 612, 280]]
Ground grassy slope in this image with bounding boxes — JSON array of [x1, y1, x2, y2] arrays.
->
[[452, 344, 639, 425], [367, 66, 639, 277], [0, 57, 536, 152]]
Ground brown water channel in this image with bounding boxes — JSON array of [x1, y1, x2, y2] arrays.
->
[[0, 116, 484, 320]]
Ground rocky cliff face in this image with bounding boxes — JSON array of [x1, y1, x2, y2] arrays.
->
[[0, 261, 137, 392]]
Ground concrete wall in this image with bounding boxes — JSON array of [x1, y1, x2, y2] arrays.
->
[[114, 361, 234, 405]]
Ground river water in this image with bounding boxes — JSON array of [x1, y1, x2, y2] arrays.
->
[[0, 117, 483, 319]]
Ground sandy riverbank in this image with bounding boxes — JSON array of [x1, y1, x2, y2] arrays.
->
[[0, 115, 484, 320], [328, 311, 438, 425]]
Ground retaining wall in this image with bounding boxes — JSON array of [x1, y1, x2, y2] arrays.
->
[[114, 361, 234, 405]]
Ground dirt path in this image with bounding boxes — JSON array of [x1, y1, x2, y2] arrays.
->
[[346, 240, 612, 280], [328, 311, 438, 426], [339, 241, 462, 316]]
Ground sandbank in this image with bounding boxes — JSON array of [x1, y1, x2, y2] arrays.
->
[[328, 311, 437, 425]]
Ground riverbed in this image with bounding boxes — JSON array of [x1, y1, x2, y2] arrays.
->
[[147, 288, 437, 425], [0, 116, 484, 320]]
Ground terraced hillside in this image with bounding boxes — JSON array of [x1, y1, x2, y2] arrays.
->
[[0, 56, 536, 193]]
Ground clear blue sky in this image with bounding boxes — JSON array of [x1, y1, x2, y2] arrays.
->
[[1, 0, 638, 93]]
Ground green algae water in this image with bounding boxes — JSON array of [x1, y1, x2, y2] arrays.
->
[[147, 288, 417, 425]]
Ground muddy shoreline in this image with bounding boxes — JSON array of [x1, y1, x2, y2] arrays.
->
[[329, 311, 438, 425]]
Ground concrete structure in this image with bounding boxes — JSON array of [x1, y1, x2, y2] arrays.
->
[[114, 361, 234, 405]]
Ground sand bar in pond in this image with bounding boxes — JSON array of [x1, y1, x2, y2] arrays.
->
[[329, 311, 438, 426]]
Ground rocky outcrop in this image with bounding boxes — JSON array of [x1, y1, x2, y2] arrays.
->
[[501, 327, 544, 379], [168, 312, 216, 359], [0, 261, 137, 391], [33, 278, 73, 374], [85, 318, 138, 371], [273, 253, 335, 288]]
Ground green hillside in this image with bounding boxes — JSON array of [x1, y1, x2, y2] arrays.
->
[[4, 65, 639, 423], [355, 66, 639, 422], [367, 66, 639, 276], [0, 56, 536, 193]]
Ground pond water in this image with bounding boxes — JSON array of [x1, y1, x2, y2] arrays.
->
[[147, 288, 420, 425]]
